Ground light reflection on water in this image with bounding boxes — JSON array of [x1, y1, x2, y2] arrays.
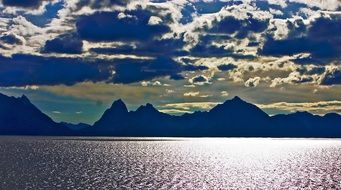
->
[[0, 137, 341, 189]]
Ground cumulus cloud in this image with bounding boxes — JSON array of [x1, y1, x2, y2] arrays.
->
[[148, 16, 162, 25], [0, 0, 340, 90], [290, 0, 341, 11], [244, 77, 261, 87], [260, 16, 341, 63], [270, 71, 315, 87]]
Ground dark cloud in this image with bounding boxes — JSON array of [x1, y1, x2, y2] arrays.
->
[[0, 54, 112, 86], [260, 37, 331, 57], [76, 10, 169, 42], [1, 0, 46, 8], [187, 16, 268, 58], [209, 16, 268, 37], [190, 43, 255, 59], [260, 16, 341, 64], [0, 54, 206, 86], [210, 17, 243, 34], [217, 64, 237, 71], [42, 33, 83, 54], [112, 57, 205, 84], [91, 38, 186, 57], [188, 35, 254, 59], [74, 0, 130, 10], [0, 34, 23, 45]]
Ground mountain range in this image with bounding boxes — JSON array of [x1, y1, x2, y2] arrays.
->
[[0, 93, 340, 137]]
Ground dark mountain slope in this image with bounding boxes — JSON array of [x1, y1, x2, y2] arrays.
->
[[0, 93, 70, 135]]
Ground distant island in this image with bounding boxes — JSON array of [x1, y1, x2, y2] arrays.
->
[[0, 93, 340, 137]]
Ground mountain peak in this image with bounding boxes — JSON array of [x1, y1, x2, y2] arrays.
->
[[109, 99, 128, 113], [293, 111, 312, 115], [209, 96, 269, 120], [20, 94, 31, 104], [222, 96, 246, 105], [136, 103, 158, 113], [231, 96, 244, 102]]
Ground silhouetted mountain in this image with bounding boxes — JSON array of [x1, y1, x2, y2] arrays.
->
[[90, 101, 175, 136], [271, 111, 341, 137], [193, 96, 271, 136], [87, 96, 341, 137], [0, 93, 70, 135], [0, 93, 340, 137], [92, 99, 129, 129]]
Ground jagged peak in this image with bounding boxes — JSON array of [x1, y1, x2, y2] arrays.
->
[[109, 99, 128, 112], [20, 94, 31, 104], [145, 103, 154, 108], [222, 96, 246, 105], [293, 111, 312, 115], [21, 94, 29, 100], [231, 96, 244, 102], [136, 103, 158, 113]]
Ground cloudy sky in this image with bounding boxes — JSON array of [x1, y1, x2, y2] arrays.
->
[[0, 0, 340, 124]]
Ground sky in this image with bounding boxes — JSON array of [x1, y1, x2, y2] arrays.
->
[[0, 0, 340, 124]]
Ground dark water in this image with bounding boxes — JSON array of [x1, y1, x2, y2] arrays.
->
[[0, 137, 341, 190]]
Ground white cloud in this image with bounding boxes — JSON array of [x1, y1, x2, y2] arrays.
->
[[244, 77, 261, 87], [117, 12, 136, 20], [141, 81, 149, 87], [184, 91, 200, 97], [148, 16, 162, 25], [141, 80, 163, 87], [163, 102, 219, 111], [290, 0, 341, 10], [268, 19, 290, 40], [221, 91, 229, 97], [270, 71, 316, 87]]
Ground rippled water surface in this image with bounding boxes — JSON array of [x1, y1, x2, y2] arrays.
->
[[0, 137, 341, 189]]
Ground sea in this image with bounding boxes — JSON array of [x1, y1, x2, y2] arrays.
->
[[0, 137, 340, 189]]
